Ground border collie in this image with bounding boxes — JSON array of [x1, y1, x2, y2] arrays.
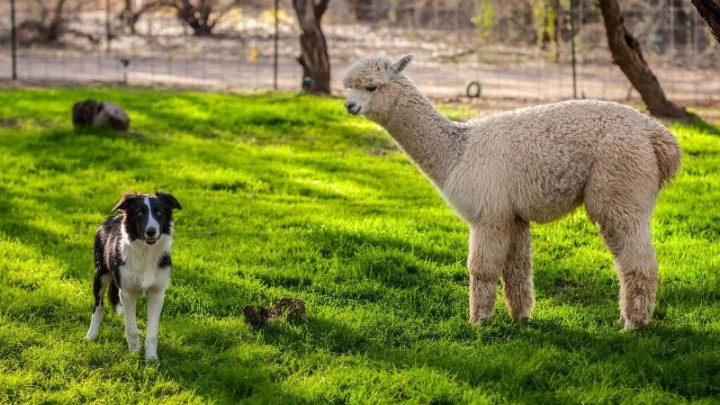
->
[[85, 191, 182, 361]]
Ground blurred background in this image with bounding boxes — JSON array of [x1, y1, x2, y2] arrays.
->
[[1, 0, 718, 103]]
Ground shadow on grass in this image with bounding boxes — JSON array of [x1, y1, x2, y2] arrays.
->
[[681, 118, 720, 137], [0, 126, 156, 260], [251, 313, 720, 401], [149, 318, 309, 403], [0, 190, 88, 271]]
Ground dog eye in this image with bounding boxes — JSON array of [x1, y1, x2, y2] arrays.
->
[[155, 209, 162, 216], [137, 211, 144, 217], [366, 85, 378, 92]]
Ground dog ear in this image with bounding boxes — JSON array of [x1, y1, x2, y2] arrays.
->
[[156, 191, 182, 210], [112, 193, 139, 212]]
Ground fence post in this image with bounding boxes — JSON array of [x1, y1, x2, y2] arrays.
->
[[10, 0, 18, 80], [569, 0, 577, 99], [105, 0, 112, 52], [273, 0, 279, 90]]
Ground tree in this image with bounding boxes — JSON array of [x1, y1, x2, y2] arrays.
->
[[598, 0, 695, 120], [119, 0, 162, 34], [690, 0, 720, 44], [293, 0, 331, 94], [158, 0, 240, 37], [20, 0, 98, 43]]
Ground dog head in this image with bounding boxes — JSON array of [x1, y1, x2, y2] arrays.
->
[[113, 191, 182, 245]]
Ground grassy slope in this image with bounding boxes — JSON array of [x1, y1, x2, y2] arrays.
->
[[0, 87, 718, 404]]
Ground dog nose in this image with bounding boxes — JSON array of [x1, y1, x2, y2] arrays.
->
[[146, 228, 157, 237], [345, 100, 356, 111]]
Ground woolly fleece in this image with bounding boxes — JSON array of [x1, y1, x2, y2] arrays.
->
[[343, 55, 681, 330]]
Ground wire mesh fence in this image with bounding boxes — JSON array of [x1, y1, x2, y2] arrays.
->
[[1, 0, 718, 103]]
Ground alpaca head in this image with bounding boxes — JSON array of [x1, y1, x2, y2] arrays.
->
[[342, 55, 413, 117]]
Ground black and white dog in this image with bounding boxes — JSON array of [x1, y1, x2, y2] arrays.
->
[[85, 192, 182, 361]]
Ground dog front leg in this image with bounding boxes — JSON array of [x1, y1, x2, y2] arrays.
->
[[144, 289, 165, 361], [121, 290, 140, 353]]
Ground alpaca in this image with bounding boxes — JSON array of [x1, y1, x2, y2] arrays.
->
[[342, 55, 681, 330]]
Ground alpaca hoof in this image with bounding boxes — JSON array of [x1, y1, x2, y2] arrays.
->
[[622, 320, 642, 331], [470, 315, 492, 324], [513, 316, 530, 325], [620, 316, 647, 331]]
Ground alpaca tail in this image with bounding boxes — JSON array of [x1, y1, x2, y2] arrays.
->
[[650, 127, 681, 188]]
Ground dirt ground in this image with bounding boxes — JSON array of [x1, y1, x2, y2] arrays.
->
[[2, 7, 719, 119]]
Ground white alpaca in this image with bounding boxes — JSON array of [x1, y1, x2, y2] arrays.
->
[[343, 55, 681, 330]]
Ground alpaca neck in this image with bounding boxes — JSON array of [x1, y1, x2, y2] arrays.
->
[[369, 77, 465, 187]]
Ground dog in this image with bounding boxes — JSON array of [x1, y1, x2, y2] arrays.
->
[[84, 191, 182, 361]]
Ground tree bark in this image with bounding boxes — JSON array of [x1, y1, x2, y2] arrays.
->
[[176, 0, 215, 36], [691, 0, 720, 44], [156, 0, 229, 37], [120, 0, 160, 34], [19, 0, 67, 43], [293, 0, 331, 94], [598, 0, 695, 120], [47, 0, 68, 42]]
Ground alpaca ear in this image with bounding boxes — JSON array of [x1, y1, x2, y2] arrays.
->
[[386, 54, 413, 80]]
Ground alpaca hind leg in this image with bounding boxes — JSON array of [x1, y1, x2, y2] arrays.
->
[[583, 155, 659, 330], [599, 220, 658, 330], [501, 220, 534, 323], [468, 223, 512, 323]]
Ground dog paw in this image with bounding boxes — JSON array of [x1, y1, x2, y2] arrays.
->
[[145, 345, 158, 361], [127, 342, 141, 353]]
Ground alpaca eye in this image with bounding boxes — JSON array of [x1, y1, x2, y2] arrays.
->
[[366, 85, 378, 92]]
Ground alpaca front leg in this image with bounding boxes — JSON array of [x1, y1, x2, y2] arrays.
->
[[502, 220, 534, 323], [144, 290, 165, 361], [121, 291, 140, 353], [468, 224, 511, 323]]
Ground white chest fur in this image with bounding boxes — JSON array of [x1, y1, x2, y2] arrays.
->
[[119, 235, 172, 295]]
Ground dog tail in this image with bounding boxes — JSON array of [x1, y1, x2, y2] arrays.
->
[[109, 279, 123, 315]]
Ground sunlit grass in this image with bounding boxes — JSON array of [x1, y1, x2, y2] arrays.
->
[[0, 87, 719, 403]]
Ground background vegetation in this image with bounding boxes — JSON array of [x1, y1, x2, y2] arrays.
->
[[0, 87, 719, 403]]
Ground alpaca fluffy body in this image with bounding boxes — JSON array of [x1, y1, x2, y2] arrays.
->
[[343, 55, 681, 330]]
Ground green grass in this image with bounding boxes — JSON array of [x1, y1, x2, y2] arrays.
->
[[1, 86, 719, 404]]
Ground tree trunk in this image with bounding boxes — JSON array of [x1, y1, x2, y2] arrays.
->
[[293, 0, 331, 94], [120, 0, 146, 34], [598, 0, 695, 120], [47, 0, 68, 42], [691, 0, 720, 44], [176, 0, 215, 36]]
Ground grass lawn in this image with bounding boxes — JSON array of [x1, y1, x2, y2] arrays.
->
[[0, 86, 719, 404]]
